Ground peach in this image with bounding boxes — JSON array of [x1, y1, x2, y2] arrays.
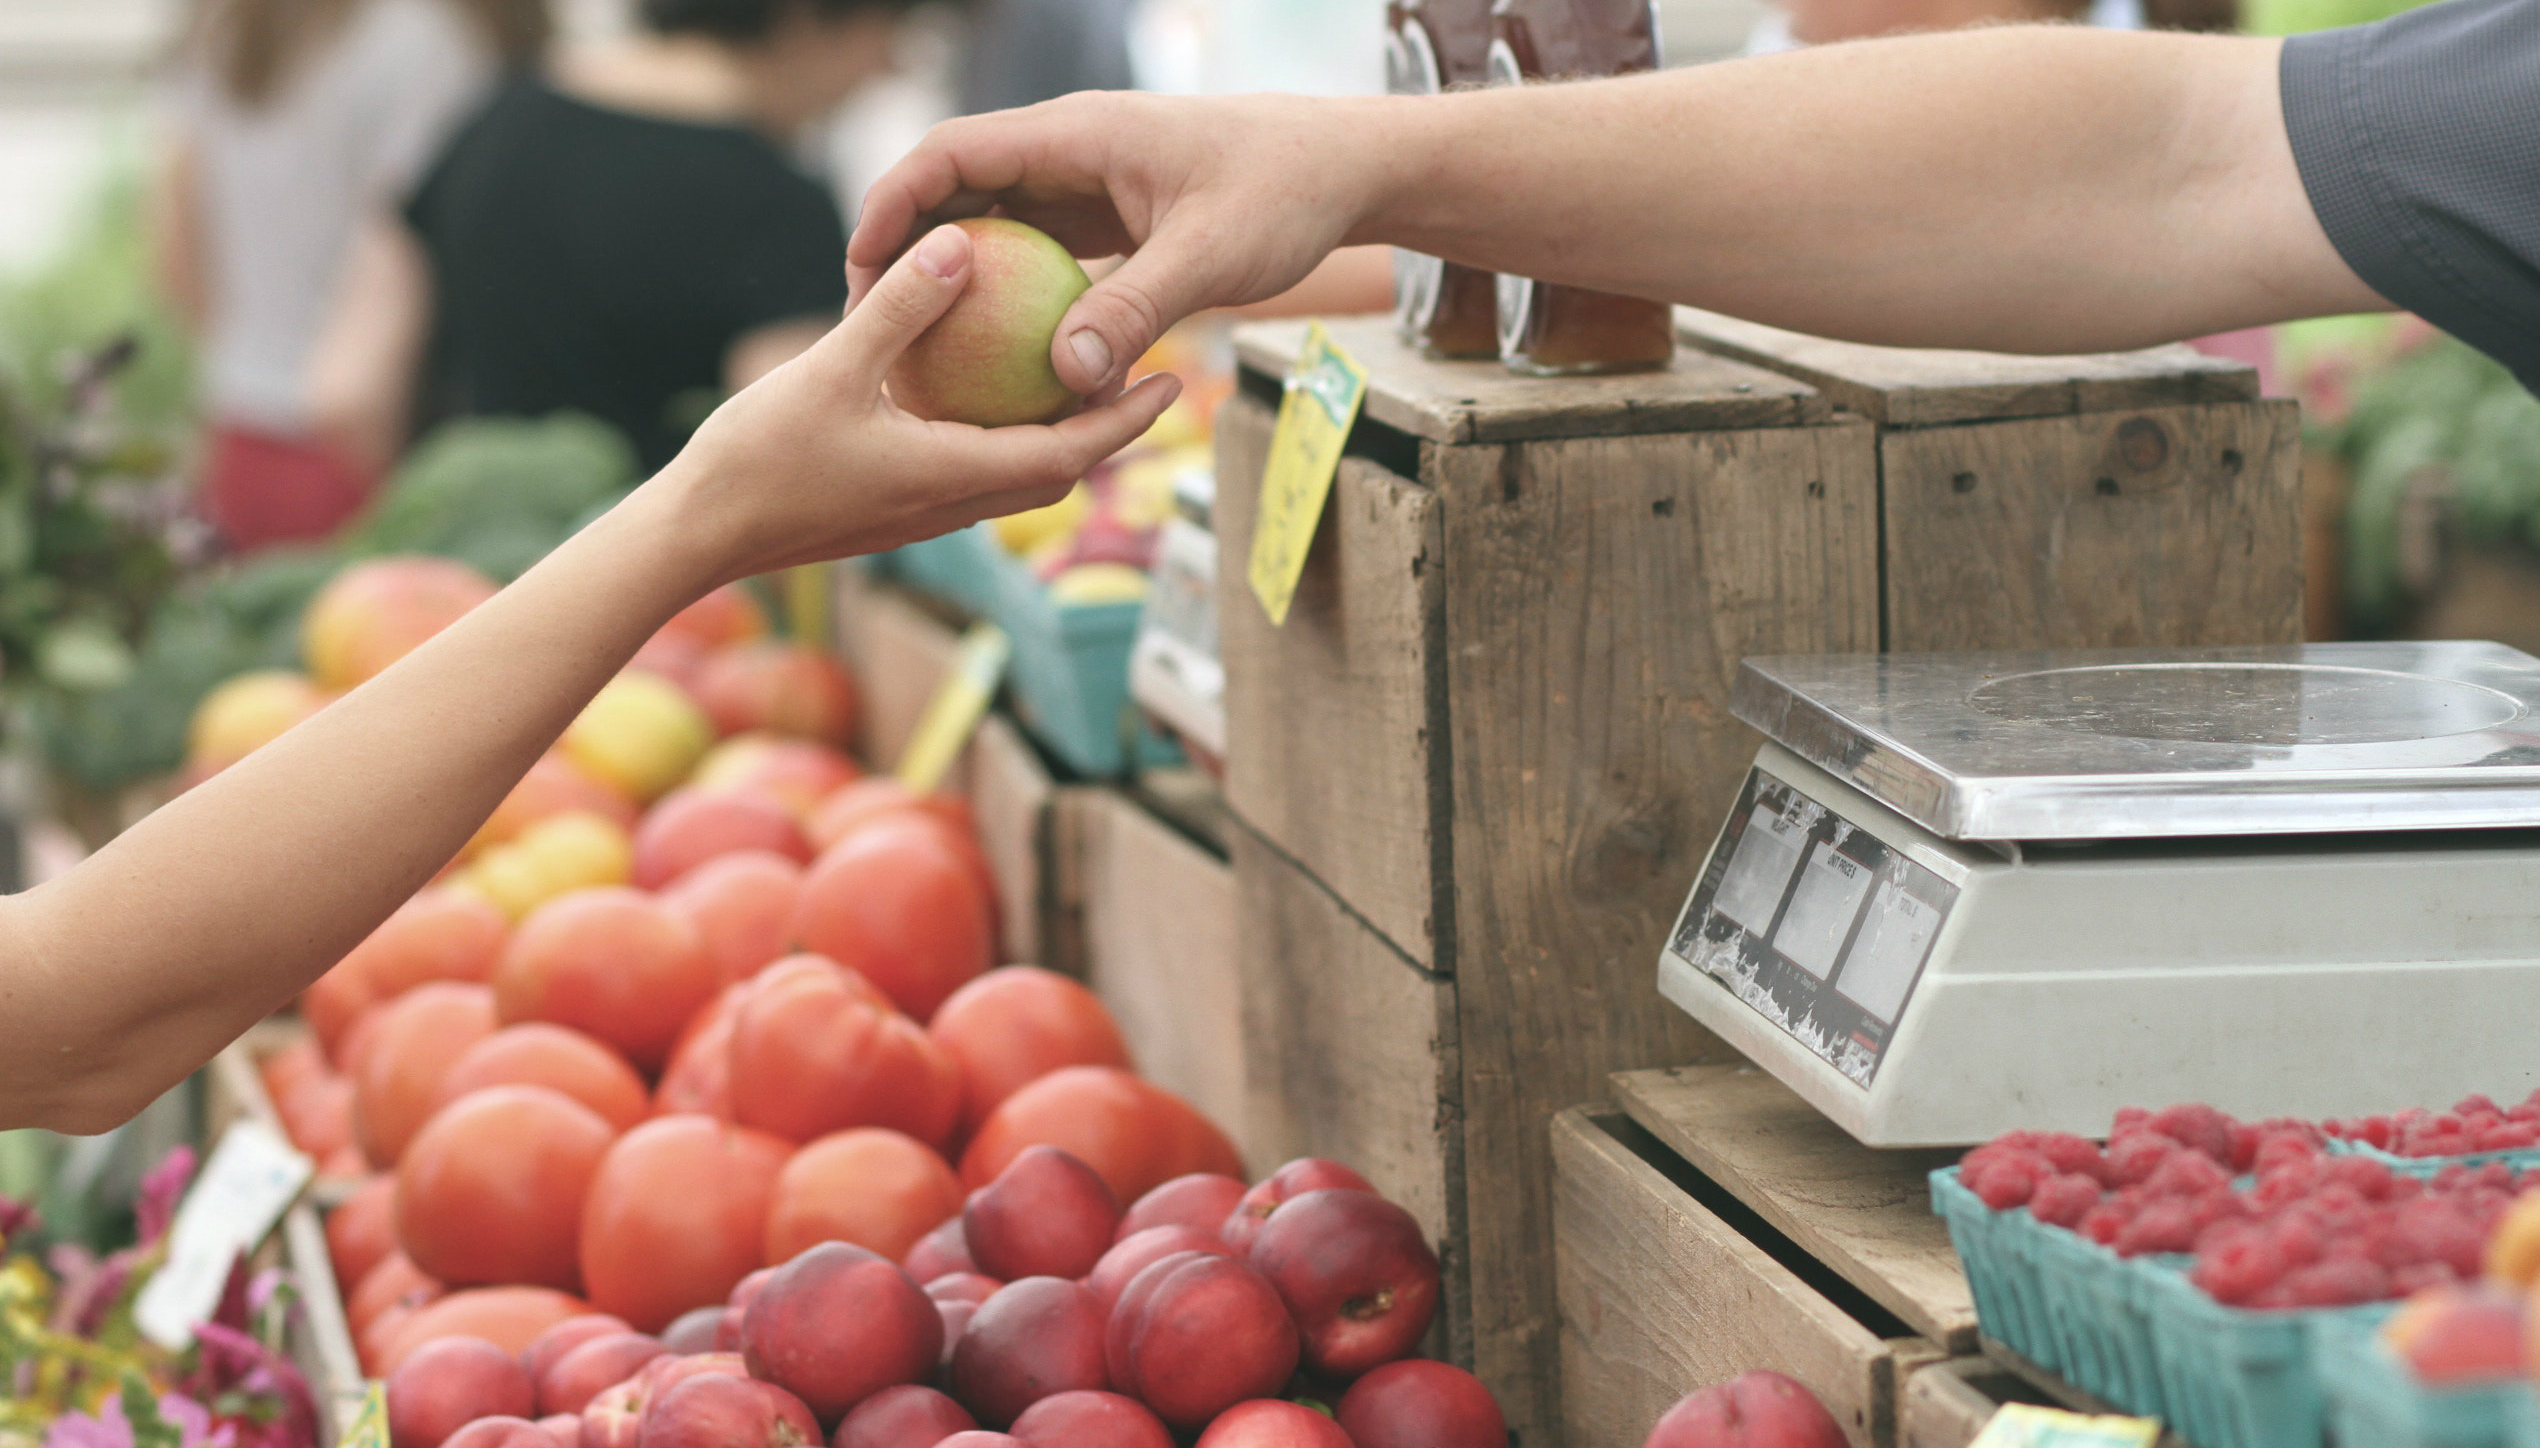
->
[[1248, 1190, 1437, 1380], [534, 1416, 580, 1448], [664, 852, 804, 985], [936, 1301, 979, 1372], [906, 1215, 977, 1281], [831, 1385, 977, 1448], [1117, 1175, 1247, 1244], [694, 643, 860, 747], [523, 1315, 635, 1385], [1087, 1227, 1233, 1310], [1336, 1361, 1506, 1448], [661, 1308, 724, 1355], [640, 1374, 822, 1448], [1221, 1160, 1372, 1254], [495, 888, 714, 1072], [2381, 1283, 2527, 1384], [887, 218, 1091, 428], [948, 1277, 1109, 1427], [1644, 1373, 1847, 1448], [766, 1129, 965, 1266], [538, 1332, 667, 1416], [631, 788, 812, 891], [444, 1419, 565, 1448], [741, 1242, 943, 1423], [1007, 1392, 1172, 1448], [965, 1147, 1119, 1282], [584, 1352, 751, 1448], [925, 1273, 1002, 1307], [387, 1336, 536, 1448], [937, 1436, 1027, 1448], [1104, 1254, 1295, 1430], [1191, 1402, 1354, 1448], [564, 672, 715, 804]]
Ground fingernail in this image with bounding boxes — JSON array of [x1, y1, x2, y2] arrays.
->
[[913, 225, 968, 278], [1067, 329, 1113, 384]]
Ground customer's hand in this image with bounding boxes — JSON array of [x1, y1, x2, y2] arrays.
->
[[667, 221, 1182, 587], [849, 93, 1390, 395]]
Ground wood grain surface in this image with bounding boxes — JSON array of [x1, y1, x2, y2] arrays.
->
[[1612, 1064, 1978, 1352]]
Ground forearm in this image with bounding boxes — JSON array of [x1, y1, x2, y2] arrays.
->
[[0, 470, 724, 1132], [1351, 28, 2374, 352]]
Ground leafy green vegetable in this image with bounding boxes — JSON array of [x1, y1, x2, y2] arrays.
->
[[349, 414, 635, 580]]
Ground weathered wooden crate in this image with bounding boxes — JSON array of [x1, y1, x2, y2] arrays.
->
[[1067, 786, 1248, 1156], [1215, 315, 2303, 1443]]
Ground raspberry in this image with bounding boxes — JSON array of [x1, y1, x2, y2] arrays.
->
[[2388, 1199, 2486, 1277], [2321, 1156, 2400, 1201], [2456, 1094, 2502, 1118], [2029, 1172, 2103, 1228], [2111, 1106, 2152, 1136], [2188, 1188, 2249, 1234], [2477, 1122, 2540, 1150], [2150, 1103, 2239, 1165], [2080, 1199, 2132, 1246], [2256, 1158, 2324, 1209], [2104, 1131, 2177, 1187], [2267, 1213, 2327, 1268], [2116, 1200, 2200, 1257], [2033, 1133, 2107, 1181], [2145, 1152, 2230, 1199], [2389, 1261, 2458, 1294], [2193, 1232, 2287, 1304], [1971, 1155, 2042, 1211], [2273, 1253, 2392, 1307]]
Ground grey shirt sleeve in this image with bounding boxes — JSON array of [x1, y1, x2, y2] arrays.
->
[[2281, 0, 2540, 392]]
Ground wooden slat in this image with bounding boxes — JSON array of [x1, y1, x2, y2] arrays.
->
[[1434, 416, 1882, 1437], [1233, 317, 1822, 444], [1612, 1064, 1978, 1353], [1881, 400, 2305, 650], [1553, 1109, 1910, 1448], [1899, 1360, 2019, 1448], [1675, 308, 2260, 428], [1232, 828, 1465, 1363], [1077, 790, 1248, 1158], [838, 571, 965, 771], [960, 713, 1058, 967], [1217, 393, 1446, 969]]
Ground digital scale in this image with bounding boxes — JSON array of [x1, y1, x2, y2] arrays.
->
[[1658, 641, 2540, 1147]]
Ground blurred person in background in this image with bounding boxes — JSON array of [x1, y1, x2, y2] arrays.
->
[[153, 0, 545, 551], [958, 0, 1136, 112], [309, 0, 928, 478]]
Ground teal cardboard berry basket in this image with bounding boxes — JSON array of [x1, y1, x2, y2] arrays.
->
[[2133, 1259, 2381, 1448], [2316, 1308, 2535, 1448]]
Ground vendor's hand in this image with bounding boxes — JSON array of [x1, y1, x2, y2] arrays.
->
[[665, 221, 1182, 587], [849, 93, 1389, 395]]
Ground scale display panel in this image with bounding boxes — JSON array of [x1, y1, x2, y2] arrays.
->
[[1666, 767, 1958, 1089]]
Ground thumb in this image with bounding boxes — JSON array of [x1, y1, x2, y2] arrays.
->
[[824, 223, 974, 388], [1050, 241, 1212, 394]]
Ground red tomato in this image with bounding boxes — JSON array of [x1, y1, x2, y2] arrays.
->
[[377, 1286, 591, 1373], [347, 888, 511, 998], [579, 1116, 791, 1331], [629, 788, 811, 892], [928, 968, 1132, 1138], [691, 642, 858, 746], [349, 1251, 444, 1335], [763, 1128, 964, 1265], [353, 983, 499, 1167], [302, 959, 380, 1066], [727, 956, 960, 1149], [959, 1067, 1244, 1203], [494, 889, 715, 1072], [398, 1085, 617, 1289], [328, 1174, 400, 1291], [661, 851, 803, 985], [655, 585, 769, 652], [790, 817, 994, 1021], [436, 1024, 650, 1133]]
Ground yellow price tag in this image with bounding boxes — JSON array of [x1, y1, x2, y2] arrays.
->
[[894, 622, 1011, 795], [344, 1381, 390, 1448], [1247, 321, 1368, 627], [1969, 1404, 2163, 1448]]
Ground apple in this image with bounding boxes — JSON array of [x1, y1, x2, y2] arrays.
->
[[1644, 1372, 1847, 1448], [1222, 1160, 1373, 1254], [1106, 1253, 1297, 1430], [907, 1215, 978, 1281], [537, 1332, 666, 1416], [1008, 1391, 1173, 1448], [742, 1242, 943, 1422], [1087, 1226, 1235, 1310], [1191, 1401, 1354, 1448], [1335, 1360, 1506, 1448], [639, 1373, 822, 1448], [661, 1308, 723, 1355], [1248, 1190, 1438, 1379], [439, 1418, 563, 1448], [887, 218, 1092, 429], [831, 1384, 978, 1448], [948, 1277, 1109, 1426], [523, 1315, 636, 1387], [967, 1146, 1121, 1281], [581, 1353, 749, 1448], [927, 1273, 1004, 1307], [535, 1415, 582, 1448], [389, 1337, 536, 1448], [1117, 1174, 1248, 1243]]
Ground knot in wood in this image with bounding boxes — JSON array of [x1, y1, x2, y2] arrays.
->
[[2116, 417, 2170, 473]]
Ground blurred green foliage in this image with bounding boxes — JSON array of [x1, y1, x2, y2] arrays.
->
[[2243, 0, 2431, 34]]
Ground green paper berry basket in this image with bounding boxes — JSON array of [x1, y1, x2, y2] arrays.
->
[[2316, 1308, 2533, 1448], [2510, 1383, 2540, 1448], [1932, 1168, 2056, 1369], [2323, 1138, 2540, 1176], [2134, 1260, 2382, 1448]]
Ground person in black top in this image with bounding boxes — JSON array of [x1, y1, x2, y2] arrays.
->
[[311, 0, 925, 473]]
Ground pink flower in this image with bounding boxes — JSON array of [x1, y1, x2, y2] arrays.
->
[[136, 1147, 196, 1248]]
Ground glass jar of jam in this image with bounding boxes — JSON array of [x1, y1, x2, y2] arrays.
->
[[1387, 0, 1500, 358], [1487, 0, 1675, 375]]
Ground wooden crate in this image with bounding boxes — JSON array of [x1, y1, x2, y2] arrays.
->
[[1552, 1108, 1947, 1448], [1214, 315, 2304, 1441], [1070, 787, 1248, 1154]]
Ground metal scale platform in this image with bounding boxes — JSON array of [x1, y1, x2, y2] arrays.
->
[[1657, 641, 2540, 1146]]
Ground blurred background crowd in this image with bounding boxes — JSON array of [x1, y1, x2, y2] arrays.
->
[[0, 0, 2530, 874]]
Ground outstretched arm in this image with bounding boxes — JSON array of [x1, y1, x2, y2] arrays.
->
[[851, 26, 2384, 395], [0, 225, 1180, 1135]]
